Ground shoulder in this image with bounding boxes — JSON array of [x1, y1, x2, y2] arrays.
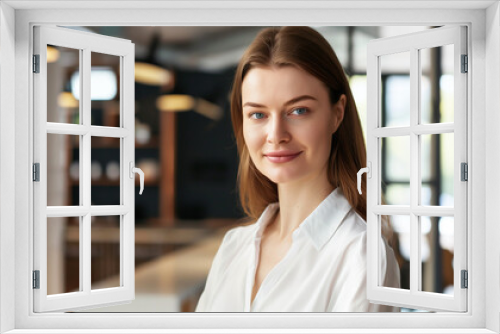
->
[[335, 210, 393, 253], [205, 223, 256, 278], [215, 223, 256, 257], [334, 210, 400, 288], [333, 210, 383, 264], [221, 223, 255, 245], [219, 203, 278, 249], [335, 209, 368, 250]]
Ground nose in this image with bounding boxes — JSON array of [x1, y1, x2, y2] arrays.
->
[[267, 114, 290, 144]]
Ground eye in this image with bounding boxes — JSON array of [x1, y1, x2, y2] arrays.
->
[[290, 107, 309, 115], [249, 112, 265, 120]]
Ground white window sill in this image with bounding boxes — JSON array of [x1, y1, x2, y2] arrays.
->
[[4, 329, 498, 334]]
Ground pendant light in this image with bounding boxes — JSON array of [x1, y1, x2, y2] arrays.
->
[[156, 94, 222, 121], [134, 32, 174, 89]]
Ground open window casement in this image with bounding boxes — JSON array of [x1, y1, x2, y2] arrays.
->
[[33, 26, 139, 312], [365, 25, 467, 312]]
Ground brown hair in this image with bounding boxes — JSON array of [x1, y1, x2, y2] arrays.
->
[[230, 26, 368, 229]]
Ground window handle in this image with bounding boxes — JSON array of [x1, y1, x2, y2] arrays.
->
[[129, 161, 144, 195], [357, 162, 371, 195]]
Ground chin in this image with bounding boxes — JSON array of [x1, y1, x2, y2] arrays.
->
[[263, 170, 303, 185]]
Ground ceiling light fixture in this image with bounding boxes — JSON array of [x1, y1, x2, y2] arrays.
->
[[156, 94, 223, 121]]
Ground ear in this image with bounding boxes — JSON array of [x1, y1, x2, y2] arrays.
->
[[331, 94, 346, 135]]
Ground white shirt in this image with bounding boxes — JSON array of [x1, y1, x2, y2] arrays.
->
[[195, 187, 400, 312]]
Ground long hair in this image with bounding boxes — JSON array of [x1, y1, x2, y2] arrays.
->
[[230, 26, 371, 232]]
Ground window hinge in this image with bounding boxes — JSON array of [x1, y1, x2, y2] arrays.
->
[[33, 270, 40, 289], [461, 162, 468, 181], [461, 270, 468, 289], [461, 54, 468, 73], [33, 54, 40, 73], [33, 163, 40, 182]]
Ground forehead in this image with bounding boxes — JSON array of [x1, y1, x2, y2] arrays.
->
[[241, 66, 329, 103]]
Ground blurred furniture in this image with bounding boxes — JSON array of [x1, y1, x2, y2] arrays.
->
[[64, 222, 212, 292], [81, 227, 231, 312]]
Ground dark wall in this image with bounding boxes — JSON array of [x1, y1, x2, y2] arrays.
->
[[132, 66, 244, 222], [173, 67, 243, 219], [80, 66, 244, 223]]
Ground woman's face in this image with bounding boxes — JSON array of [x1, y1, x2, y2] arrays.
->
[[241, 65, 345, 186]]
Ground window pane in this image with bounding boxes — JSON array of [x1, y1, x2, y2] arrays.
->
[[91, 215, 121, 290], [420, 44, 454, 124], [380, 51, 410, 127], [381, 136, 410, 205], [381, 215, 409, 290], [352, 29, 373, 73], [385, 184, 410, 207], [421, 184, 432, 206], [47, 133, 80, 206], [90, 52, 121, 127], [91, 136, 121, 205], [420, 216, 454, 295], [349, 75, 368, 139], [47, 45, 80, 124], [420, 133, 454, 206], [47, 217, 80, 295]]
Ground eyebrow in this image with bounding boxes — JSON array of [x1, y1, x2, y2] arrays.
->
[[242, 95, 318, 109]]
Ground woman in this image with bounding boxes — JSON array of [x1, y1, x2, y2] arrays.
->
[[195, 26, 400, 312]]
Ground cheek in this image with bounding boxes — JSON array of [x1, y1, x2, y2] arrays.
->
[[300, 123, 331, 146], [304, 127, 333, 158], [243, 129, 257, 162], [242, 124, 259, 155]]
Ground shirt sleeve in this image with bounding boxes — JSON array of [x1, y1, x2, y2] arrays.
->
[[369, 236, 401, 312], [194, 228, 235, 312], [328, 230, 401, 312]]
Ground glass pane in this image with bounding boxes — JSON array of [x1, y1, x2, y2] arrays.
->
[[380, 51, 410, 127], [91, 52, 121, 127], [420, 74, 431, 126], [349, 75, 368, 139], [420, 216, 454, 295], [420, 44, 454, 124], [421, 184, 432, 207], [91, 215, 121, 290], [380, 215, 409, 290], [47, 217, 80, 295], [352, 29, 373, 73], [385, 184, 410, 207], [47, 45, 80, 124], [381, 136, 410, 205], [420, 133, 454, 206], [91, 136, 121, 205], [47, 134, 80, 206]]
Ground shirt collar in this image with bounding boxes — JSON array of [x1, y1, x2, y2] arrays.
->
[[253, 187, 353, 251]]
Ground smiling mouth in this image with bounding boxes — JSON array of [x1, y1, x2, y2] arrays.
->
[[264, 152, 302, 163]]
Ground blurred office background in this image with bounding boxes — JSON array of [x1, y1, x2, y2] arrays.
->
[[45, 26, 454, 312]]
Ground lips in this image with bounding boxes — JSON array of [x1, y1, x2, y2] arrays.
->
[[264, 150, 302, 157], [264, 151, 302, 163]]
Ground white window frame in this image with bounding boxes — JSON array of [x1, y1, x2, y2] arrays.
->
[[33, 25, 136, 313], [366, 25, 468, 312], [1, 1, 498, 333]]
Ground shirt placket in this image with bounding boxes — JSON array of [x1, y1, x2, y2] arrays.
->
[[248, 231, 301, 312], [244, 237, 260, 312]]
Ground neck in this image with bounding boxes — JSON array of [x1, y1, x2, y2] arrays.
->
[[271, 171, 335, 242]]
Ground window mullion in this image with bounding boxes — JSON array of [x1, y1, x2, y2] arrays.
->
[[410, 47, 420, 294], [90, 205, 129, 216], [82, 47, 92, 295], [373, 205, 454, 216], [373, 123, 454, 138]]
